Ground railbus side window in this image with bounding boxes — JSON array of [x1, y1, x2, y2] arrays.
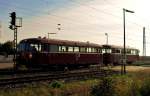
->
[[131, 49, 138, 55], [121, 49, 133, 54], [95, 48, 98, 53], [49, 45, 58, 52], [90, 48, 97, 53], [92, 48, 97, 53], [136, 50, 139, 55], [59, 46, 62, 52], [74, 47, 79, 52], [131, 50, 134, 55], [98, 48, 102, 53], [102, 49, 105, 53], [102, 48, 112, 53], [62, 46, 66, 52], [134, 50, 137, 55], [107, 49, 112, 53], [38, 44, 41, 52], [127, 49, 131, 54], [41, 44, 49, 52], [80, 47, 87, 53], [121, 49, 127, 54], [116, 49, 121, 53], [91, 48, 94, 53], [87, 47, 92, 53], [68, 46, 73, 52], [112, 48, 115, 53], [121, 49, 124, 54]]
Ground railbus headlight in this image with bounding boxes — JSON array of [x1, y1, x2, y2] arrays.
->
[[28, 53, 32, 59]]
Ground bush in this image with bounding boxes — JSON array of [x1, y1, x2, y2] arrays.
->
[[128, 80, 141, 96], [91, 77, 116, 96], [49, 81, 63, 88], [139, 78, 150, 96]]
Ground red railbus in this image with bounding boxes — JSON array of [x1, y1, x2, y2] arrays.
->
[[17, 37, 140, 70], [102, 45, 139, 65], [17, 38, 103, 69]]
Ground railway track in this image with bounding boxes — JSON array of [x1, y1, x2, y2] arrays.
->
[[0, 69, 119, 88]]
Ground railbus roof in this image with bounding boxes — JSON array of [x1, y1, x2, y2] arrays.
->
[[20, 38, 102, 48], [102, 44, 139, 50]]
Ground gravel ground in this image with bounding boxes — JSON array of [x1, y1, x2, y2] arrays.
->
[[0, 63, 13, 69], [0, 55, 13, 69], [111, 65, 150, 72], [0, 55, 13, 63]]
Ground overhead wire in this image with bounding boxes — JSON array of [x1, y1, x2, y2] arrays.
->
[[0, 1, 93, 26], [1, 0, 150, 46], [103, 0, 150, 33], [66, 0, 150, 46], [67, 0, 149, 33]]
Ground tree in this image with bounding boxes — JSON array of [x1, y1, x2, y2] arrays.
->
[[91, 77, 116, 96], [1, 41, 14, 55]]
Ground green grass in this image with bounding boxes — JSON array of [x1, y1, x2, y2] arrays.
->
[[0, 71, 150, 96], [0, 79, 99, 96]]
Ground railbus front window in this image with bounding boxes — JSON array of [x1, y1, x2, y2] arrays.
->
[[30, 44, 38, 52], [18, 42, 41, 52], [18, 42, 26, 51]]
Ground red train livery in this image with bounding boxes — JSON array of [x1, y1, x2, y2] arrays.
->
[[17, 38, 103, 69], [102, 45, 139, 65], [17, 37, 139, 69]]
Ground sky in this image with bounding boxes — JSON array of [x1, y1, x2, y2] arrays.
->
[[0, 0, 150, 56]]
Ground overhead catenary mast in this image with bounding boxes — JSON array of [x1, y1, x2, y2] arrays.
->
[[143, 27, 146, 56]]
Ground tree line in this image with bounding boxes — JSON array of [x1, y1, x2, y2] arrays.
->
[[0, 41, 14, 56]]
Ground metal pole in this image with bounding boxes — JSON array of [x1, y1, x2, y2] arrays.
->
[[123, 8, 126, 74], [14, 27, 17, 70], [122, 8, 134, 75], [121, 9, 125, 75], [105, 33, 108, 45], [143, 27, 146, 56]]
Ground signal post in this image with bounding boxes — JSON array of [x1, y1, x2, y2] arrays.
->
[[9, 12, 22, 70]]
